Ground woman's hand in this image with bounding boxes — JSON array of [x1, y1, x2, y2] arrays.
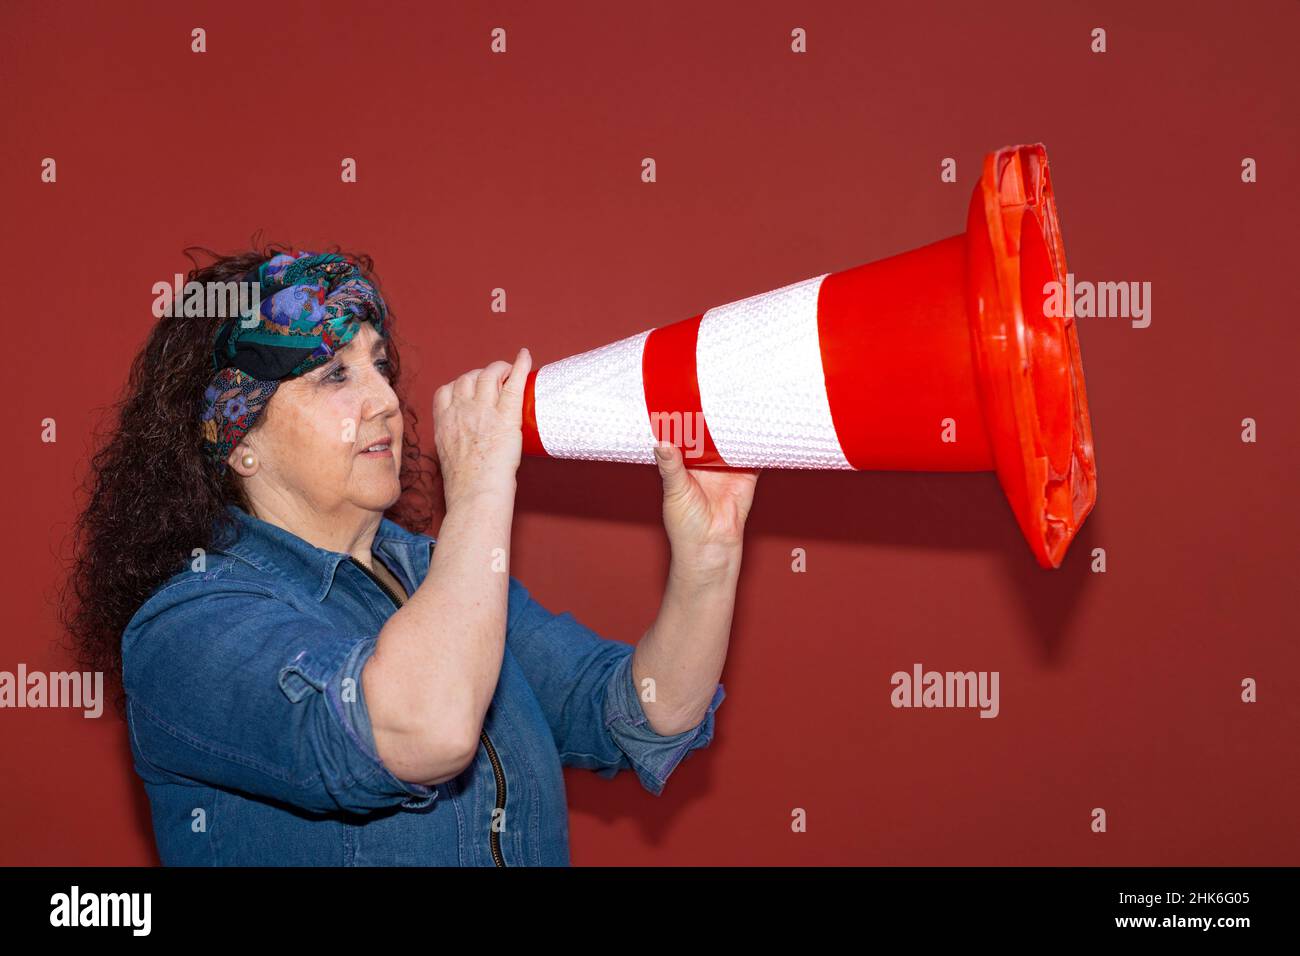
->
[[653, 441, 759, 577], [432, 347, 532, 508]]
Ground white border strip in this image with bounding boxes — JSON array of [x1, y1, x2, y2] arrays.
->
[[533, 328, 657, 463], [696, 273, 851, 469]]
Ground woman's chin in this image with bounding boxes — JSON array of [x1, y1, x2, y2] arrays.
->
[[351, 471, 403, 510]]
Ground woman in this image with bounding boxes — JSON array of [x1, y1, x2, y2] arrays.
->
[[63, 242, 757, 866]]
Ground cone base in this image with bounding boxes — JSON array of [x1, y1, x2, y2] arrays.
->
[[966, 145, 1097, 568]]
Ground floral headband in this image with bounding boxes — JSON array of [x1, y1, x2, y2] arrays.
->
[[200, 251, 388, 472]]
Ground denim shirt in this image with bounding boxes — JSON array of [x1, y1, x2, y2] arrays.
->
[[121, 503, 725, 866]]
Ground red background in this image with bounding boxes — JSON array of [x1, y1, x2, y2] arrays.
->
[[1, 0, 1296, 865]]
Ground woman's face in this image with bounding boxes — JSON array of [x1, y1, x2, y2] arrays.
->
[[230, 321, 404, 518]]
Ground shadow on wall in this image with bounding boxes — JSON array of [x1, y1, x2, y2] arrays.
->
[[512, 456, 1101, 850], [515, 455, 1099, 663]]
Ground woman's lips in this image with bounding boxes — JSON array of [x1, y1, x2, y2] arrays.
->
[[358, 440, 392, 457]]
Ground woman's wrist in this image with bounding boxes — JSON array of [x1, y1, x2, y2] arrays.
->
[[444, 477, 517, 512], [667, 543, 743, 590]]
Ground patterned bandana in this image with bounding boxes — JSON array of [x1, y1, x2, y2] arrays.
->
[[200, 251, 388, 472]]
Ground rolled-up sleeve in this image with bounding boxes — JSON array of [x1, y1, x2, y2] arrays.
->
[[504, 576, 726, 796], [122, 577, 437, 815], [600, 650, 726, 796]]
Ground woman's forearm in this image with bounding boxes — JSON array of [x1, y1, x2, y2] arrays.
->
[[631, 550, 742, 737], [363, 483, 516, 783]]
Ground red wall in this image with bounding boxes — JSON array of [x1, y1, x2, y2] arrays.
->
[[1, 0, 1296, 865]]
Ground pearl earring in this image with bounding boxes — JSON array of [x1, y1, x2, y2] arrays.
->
[[241, 454, 255, 468]]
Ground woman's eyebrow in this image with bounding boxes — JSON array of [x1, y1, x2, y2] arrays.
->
[[314, 336, 387, 373], [329, 335, 386, 359]]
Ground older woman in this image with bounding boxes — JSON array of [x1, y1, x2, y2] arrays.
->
[[66, 245, 756, 866]]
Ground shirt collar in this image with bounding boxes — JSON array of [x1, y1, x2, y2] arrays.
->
[[217, 503, 434, 602]]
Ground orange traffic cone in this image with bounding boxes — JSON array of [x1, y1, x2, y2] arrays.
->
[[522, 144, 1096, 568]]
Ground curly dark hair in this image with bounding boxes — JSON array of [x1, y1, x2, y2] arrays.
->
[[58, 235, 438, 721]]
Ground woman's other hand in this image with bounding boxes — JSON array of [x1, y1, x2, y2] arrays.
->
[[432, 347, 532, 508], [653, 441, 758, 577]]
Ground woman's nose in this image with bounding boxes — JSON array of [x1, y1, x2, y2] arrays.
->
[[360, 369, 400, 418]]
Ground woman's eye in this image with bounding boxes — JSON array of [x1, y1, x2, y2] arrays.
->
[[325, 359, 392, 384]]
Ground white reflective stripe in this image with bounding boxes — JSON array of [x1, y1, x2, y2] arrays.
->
[[695, 273, 852, 469], [533, 328, 657, 463]]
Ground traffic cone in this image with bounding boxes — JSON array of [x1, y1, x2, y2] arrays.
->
[[521, 144, 1096, 568]]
